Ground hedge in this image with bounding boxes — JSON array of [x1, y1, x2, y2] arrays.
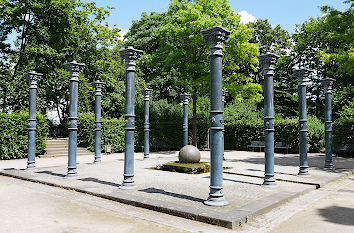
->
[[135, 120, 208, 150], [225, 116, 324, 153], [333, 118, 354, 145], [0, 112, 48, 160], [78, 113, 125, 153], [78, 113, 208, 153]]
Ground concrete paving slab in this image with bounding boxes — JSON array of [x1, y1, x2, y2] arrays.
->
[[223, 151, 354, 187], [1, 150, 354, 229]]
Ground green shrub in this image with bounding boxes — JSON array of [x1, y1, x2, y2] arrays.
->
[[307, 116, 325, 152], [78, 113, 125, 153], [0, 112, 48, 160], [333, 118, 354, 144], [224, 116, 324, 153], [135, 99, 208, 150]]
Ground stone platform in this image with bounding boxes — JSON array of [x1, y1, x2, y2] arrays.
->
[[1, 151, 354, 229]]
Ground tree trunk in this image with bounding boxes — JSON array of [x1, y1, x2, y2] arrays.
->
[[192, 91, 197, 147]]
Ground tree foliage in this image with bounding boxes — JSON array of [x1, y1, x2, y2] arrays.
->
[[247, 19, 292, 56], [292, 0, 353, 118], [125, 0, 261, 146], [0, 0, 126, 121]]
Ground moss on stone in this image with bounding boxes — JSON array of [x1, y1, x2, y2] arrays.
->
[[157, 161, 210, 174]]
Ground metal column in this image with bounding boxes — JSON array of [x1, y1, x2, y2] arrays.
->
[[222, 90, 227, 161], [259, 53, 279, 185], [201, 26, 230, 206], [294, 68, 311, 175], [119, 46, 143, 189], [323, 78, 335, 170], [65, 61, 85, 177], [26, 71, 42, 170], [92, 80, 105, 164], [141, 88, 153, 159], [180, 93, 191, 147]]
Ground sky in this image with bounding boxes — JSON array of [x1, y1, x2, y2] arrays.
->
[[87, 0, 349, 35], [5, 0, 350, 46]]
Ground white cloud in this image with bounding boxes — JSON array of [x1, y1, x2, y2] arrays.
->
[[120, 28, 129, 37], [238, 11, 257, 24]]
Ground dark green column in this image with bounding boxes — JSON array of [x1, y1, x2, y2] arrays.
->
[[119, 46, 143, 189], [65, 61, 85, 177], [141, 88, 153, 159], [259, 53, 279, 185], [26, 71, 42, 170], [323, 78, 335, 170], [180, 93, 191, 147], [92, 80, 105, 164], [294, 68, 311, 175], [201, 26, 230, 206]]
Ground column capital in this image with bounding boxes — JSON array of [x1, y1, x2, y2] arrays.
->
[[259, 53, 279, 76], [222, 90, 228, 103], [119, 46, 143, 61], [259, 53, 279, 67], [141, 88, 153, 101], [92, 80, 106, 96], [201, 26, 230, 56], [65, 60, 85, 81], [180, 93, 191, 105], [294, 68, 312, 86], [322, 77, 335, 94], [26, 71, 43, 89]]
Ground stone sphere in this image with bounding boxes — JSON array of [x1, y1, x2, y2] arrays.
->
[[179, 145, 201, 163]]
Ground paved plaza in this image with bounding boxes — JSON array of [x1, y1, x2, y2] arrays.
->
[[1, 150, 353, 230]]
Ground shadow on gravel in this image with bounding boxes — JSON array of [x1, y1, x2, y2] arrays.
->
[[37, 170, 65, 177], [318, 206, 354, 226], [78, 177, 121, 187], [138, 187, 204, 203]]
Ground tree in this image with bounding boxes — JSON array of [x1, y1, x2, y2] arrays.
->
[[293, 0, 353, 118], [126, 0, 260, 146], [246, 19, 296, 117], [247, 19, 292, 56], [124, 12, 178, 101], [0, 0, 125, 123]]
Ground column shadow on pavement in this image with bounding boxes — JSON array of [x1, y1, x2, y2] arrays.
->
[[229, 156, 354, 171], [138, 187, 204, 203], [78, 177, 121, 187], [223, 177, 262, 186], [202, 175, 261, 186], [318, 206, 354, 226], [246, 168, 299, 177], [37, 170, 65, 177]]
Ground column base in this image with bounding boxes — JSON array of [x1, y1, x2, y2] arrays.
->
[[26, 162, 35, 171], [66, 168, 77, 178], [204, 186, 228, 206], [263, 180, 276, 186], [298, 168, 310, 176], [324, 164, 334, 171], [93, 158, 101, 164], [120, 174, 136, 189], [204, 197, 229, 206], [143, 154, 150, 159], [119, 182, 136, 190], [263, 174, 276, 185]]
